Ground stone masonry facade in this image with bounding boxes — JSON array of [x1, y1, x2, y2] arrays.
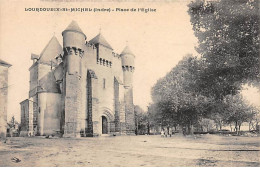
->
[[20, 21, 136, 137]]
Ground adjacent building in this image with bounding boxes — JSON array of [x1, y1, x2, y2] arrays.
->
[[0, 59, 12, 138]]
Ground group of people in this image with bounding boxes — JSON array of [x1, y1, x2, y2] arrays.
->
[[161, 128, 173, 137]]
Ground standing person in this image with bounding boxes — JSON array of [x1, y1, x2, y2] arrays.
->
[[169, 128, 172, 137], [164, 128, 168, 138], [161, 128, 165, 137], [182, 126, 186, 136]]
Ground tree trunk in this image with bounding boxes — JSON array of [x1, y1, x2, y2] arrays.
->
[[188, 122, 194, 135], [238, 123, 241, 135], [235, 121, 238, 135], [190, 124, 194, 135], [147, 122, 150, 135], [219, 122, 222, 130], [136, 119, 139, 135]]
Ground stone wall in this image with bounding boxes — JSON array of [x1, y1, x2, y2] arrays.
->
[[38, 93, 61, 136], [20, 99, 35, 136], [29, 63, 52, 98], [29, 64, 38, 93], [20, 100, 29, 136], [114, 78, 120, 132], [64, 72, 82, 137], [0, 66, 9, 138], [124, 87, 135, 134]]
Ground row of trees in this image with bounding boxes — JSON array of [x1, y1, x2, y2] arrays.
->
[[148, 0, 259, 135]]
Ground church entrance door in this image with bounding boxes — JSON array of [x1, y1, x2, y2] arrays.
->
[[102, 116, 108, 134]]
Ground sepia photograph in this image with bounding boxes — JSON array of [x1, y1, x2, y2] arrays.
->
[[0, 0, 259, 167]]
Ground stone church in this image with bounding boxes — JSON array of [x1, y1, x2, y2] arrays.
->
[[20, 21, 136, 137]]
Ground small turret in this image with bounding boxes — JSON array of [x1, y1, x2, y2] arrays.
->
[[62, 21, 86, 137], [121, 46, 135, 87], [121, 45, 135, 134], [62, 21, 86, 75], [62, 20, 86, 49]]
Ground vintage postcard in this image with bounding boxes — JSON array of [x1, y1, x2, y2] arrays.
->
[[0, 0, 259, 167]]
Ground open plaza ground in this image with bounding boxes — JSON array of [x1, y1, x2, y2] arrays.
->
[[0, 134, 259, 167]]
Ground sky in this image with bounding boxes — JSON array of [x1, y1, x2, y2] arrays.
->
[[0, 0, 259, 122]]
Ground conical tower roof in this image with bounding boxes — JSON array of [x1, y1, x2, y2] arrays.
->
[[39, 36, 63, 65], [0, 59, 12, 67], [121, 46, 135, 57], [89, 33, 113, 50], [62, 20, 86, 38]]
